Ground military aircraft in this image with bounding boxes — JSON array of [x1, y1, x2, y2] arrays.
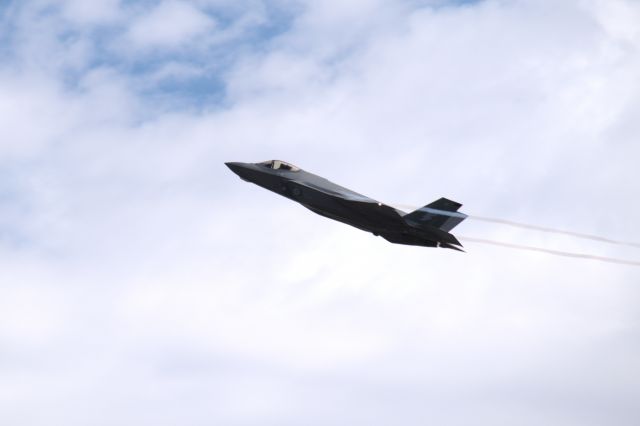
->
[[225, 160, 467, 251]]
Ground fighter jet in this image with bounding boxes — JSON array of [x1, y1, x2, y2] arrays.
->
[[225, 160, 467, 251]]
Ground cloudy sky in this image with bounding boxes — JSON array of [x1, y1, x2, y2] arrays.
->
[[1, 0, 639, 424]]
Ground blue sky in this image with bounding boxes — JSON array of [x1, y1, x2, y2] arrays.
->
[[1, 1, 640, 425]]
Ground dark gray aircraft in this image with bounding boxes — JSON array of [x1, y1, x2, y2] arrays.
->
[[225, 160, 467, 251]]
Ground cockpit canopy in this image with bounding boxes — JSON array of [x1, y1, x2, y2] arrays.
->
[[258, 160, 300, 172]]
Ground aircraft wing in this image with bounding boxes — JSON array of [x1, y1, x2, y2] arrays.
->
[[289, 180, 405, 226], [289, 180, 373, 202], [333, 198, 407, 227]]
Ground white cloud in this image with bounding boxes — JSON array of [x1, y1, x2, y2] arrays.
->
[[126, 0, 216, 49], [60, 0, 122, 24], [1, 0, 640, 425]]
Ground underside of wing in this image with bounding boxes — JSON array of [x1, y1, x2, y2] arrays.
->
[[334, 198, 407, 228]]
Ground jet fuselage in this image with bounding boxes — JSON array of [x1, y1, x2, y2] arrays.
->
[[225, 160, 466, 251]]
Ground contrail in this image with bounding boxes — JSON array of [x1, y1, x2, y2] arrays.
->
[[390, 203, 640, 249], [460, 236, 640, 266], [468, 215, 640, 249]]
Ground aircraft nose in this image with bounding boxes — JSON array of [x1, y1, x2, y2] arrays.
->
[[225, 162, 245, 174], [226, 162, 257, 182]]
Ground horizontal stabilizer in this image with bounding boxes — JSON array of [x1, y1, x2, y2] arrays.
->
[[404, 197, 467, 232], [439, 242, 465, 252]]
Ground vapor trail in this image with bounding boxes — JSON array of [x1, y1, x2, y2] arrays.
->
[[390, 203, 640, 248], [460, 236, 640, 266], [468, 215, 640, 248]]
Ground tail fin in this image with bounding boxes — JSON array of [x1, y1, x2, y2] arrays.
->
[[403, 197, 467, 232]]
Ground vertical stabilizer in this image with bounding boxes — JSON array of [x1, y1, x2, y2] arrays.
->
[[403, 197, 467, 232]]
